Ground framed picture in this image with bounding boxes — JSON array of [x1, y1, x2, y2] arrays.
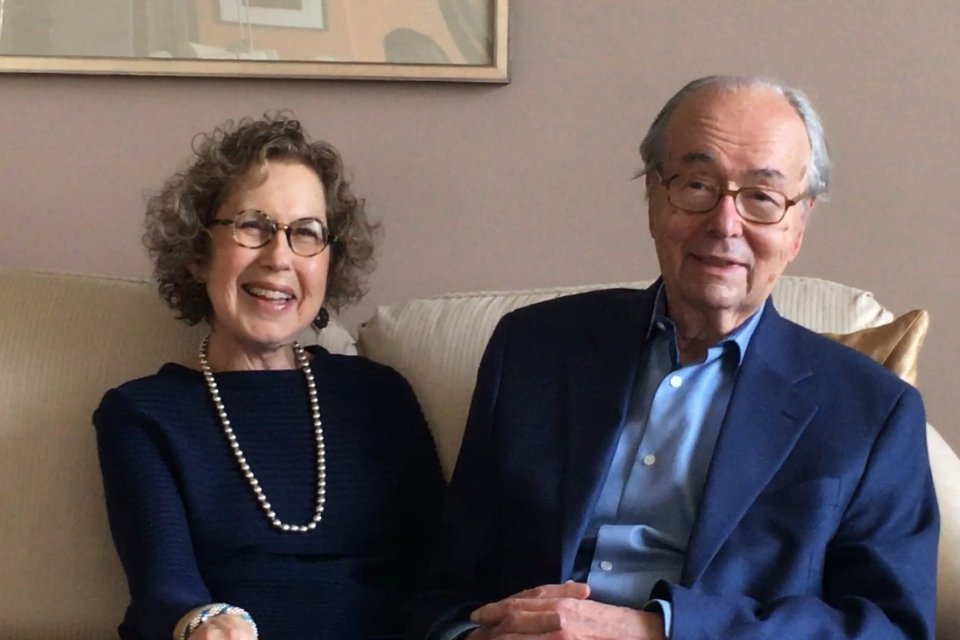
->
[[0, 0, 509, 82], [219, 0, 326, 31]]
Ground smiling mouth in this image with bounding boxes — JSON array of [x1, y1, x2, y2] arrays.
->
[[693, 255, 743, 268], [242, 285, 295, 302]]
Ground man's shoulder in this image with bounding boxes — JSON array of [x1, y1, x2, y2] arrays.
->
[[774, 314, 917, 401], [500, 286, 653, 331]]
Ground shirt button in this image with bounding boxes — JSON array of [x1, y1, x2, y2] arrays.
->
[[655, 321, 665, 331], [669, 375, 683, 388], [643, 454, 656, 466], [599, 560, 613, 571]]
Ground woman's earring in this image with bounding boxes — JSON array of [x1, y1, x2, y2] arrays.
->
[[314, 307, 330, 331]]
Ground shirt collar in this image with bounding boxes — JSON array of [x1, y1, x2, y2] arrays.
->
[[646, 281, 765, 366]]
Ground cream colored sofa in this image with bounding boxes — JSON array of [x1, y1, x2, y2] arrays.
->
[[1, 267, 957, 640]]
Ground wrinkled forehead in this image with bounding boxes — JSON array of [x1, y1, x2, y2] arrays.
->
[[662, 87, 811, 187]]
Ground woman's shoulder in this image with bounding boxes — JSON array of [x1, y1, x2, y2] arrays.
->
[[311, 348, 425, 424], [310, 347, 414, 392], [95, 363, 204, 422], [105, 362, 201, 398]]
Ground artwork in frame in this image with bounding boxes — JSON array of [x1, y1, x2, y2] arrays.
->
[[219, 0, 326, 31], [0, 0, 509, 82]]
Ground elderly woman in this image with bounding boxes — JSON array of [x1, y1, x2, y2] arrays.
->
[[93, 114, 444, 640]]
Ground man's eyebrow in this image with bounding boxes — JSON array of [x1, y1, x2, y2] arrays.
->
[[745, 167, 788, 182], [677, 152, 789, 183], [678, 152, 716, 166]]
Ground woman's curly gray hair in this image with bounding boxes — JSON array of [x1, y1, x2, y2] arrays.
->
[[144, 112, 379, 325]]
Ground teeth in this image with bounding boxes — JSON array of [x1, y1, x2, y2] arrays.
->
[[246, 286, 292, 300]]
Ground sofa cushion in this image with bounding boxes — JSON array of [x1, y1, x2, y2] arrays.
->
[[0, 268, 353, 640], [823, 309, 929, 386]]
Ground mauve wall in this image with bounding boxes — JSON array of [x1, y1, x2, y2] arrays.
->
[[1, 1, 957, 448]]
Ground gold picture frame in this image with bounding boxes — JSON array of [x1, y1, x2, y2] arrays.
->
[[0, 0, 509, 83]]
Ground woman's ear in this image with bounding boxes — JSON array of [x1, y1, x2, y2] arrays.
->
[[187, 263, 204, 281]]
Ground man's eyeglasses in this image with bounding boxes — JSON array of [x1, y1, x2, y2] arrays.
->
[[208, 209, 335, 257], [657, 171, 808, 225]]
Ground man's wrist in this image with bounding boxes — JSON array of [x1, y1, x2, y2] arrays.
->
[[643, 599, 672, 639]]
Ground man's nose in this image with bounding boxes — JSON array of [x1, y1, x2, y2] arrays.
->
[[705, 194, 744, 237]]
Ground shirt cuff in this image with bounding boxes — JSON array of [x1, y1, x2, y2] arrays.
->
[[643, 599, 673, 638], [437, 620, 481, 640]]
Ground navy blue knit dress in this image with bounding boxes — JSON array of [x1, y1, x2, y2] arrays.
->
[[93, 347, 445, 640]]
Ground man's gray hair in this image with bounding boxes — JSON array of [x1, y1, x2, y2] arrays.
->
[[638, 75, 831, 200]]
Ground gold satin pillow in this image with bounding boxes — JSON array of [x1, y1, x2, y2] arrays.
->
[[821, 310, 930, 386]]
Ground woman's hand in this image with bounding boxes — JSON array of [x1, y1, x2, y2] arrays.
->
[[174, 609, 258, 640], [188, 613, 258, 640]]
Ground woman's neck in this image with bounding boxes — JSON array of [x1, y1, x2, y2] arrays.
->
[[203, 330, 298, 372]]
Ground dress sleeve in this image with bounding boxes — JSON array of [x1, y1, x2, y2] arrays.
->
[[391, 371, 446, 588], [94, 388, 212, 640]]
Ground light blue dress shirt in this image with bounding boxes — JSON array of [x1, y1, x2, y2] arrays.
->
[[571, 286, 764, 637]]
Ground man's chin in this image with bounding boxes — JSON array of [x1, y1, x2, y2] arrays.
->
[[683, 283, 745, 310]]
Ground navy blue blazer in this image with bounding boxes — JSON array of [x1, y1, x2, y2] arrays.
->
[[408, 283, 939, 640]]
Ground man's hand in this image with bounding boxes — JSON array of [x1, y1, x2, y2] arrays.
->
[[466, 582, 666, 640]]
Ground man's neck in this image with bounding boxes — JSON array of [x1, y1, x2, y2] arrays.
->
[[665, 301, 756, 365]]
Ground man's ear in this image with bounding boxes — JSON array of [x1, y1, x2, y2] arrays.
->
[[787, 199, 815, 261], [645, 172, 662, 237], [789, 224, 806, 261], [644, 172, 657, 194]]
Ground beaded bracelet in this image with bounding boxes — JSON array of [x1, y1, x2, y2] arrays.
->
[[181, 603, 259, 640]]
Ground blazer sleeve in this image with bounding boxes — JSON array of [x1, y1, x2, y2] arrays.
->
[[405, 317, 513, 640], [93, 389, 211, 640], [652, 384, 940, 640]]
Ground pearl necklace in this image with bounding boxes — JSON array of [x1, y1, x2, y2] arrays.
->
[[199, 336, 326, 533]]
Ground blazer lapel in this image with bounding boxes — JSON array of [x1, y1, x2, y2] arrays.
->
[[559, 288, 656, 579], [681, 305, 818, 586]]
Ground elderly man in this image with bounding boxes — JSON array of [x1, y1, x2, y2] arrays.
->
[[407, 75, 939, 640]]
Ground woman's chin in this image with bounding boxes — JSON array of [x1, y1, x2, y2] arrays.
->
[[213, 323, 307, 350]]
